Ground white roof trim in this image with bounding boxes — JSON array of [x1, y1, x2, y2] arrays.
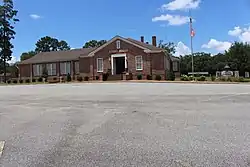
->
[[85, 36, 149, 57], [144, 50, 163, 53]]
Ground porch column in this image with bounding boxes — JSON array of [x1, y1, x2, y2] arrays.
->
[[125, 55, 128, 72], [111, 56, 114, 75]]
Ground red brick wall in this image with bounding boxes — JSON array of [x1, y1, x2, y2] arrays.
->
[[151, 52, 166, 79], [92, 39, 150, 79], [19, 64, 30, 78]]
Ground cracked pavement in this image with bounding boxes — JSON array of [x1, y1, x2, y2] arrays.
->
[[1, 83, 250, 166]]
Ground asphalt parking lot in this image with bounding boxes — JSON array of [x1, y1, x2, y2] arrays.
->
[[1, 83, 250, 167]]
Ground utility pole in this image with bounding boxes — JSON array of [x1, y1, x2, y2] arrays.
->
[[3, 8, 7, 83], [189, 10, 195, 78]]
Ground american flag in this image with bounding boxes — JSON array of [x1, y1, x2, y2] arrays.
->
[[190, 18, 195, 37]]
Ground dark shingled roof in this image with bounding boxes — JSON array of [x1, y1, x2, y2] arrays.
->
[[170, 56, 180, 62], [126, 38, 163, 51], [18, 36, 165, 65], [18, 48, 96, 65]]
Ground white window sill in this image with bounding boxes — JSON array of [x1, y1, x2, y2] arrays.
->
[[97, 71, 103, 73], [136, 69, 143, 71]]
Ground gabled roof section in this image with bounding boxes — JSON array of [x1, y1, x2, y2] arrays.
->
[[170, 55, 180, 62], [18, 48, 96, 65], [86, 35, 151, 57]]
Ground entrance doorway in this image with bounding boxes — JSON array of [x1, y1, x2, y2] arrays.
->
[[111, 53, 127, 75], [115, 57, 125, 74]]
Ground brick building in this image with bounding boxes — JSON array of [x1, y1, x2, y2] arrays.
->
[[18, 36, 180, 80]]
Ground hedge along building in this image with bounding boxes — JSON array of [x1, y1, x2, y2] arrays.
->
[[18, 36, 180, 80]]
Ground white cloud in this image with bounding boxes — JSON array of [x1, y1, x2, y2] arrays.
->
[[175, 41, 191, 56], [202, 39, 231, 52], [161, 0, 201, 11], [239, 27, 250, 43], [152, 14, 189, 26], [228, 26, 242, 37], [30, 14, 42, 20], [228, 26, 250, 43], [7, 56, 18, 65]]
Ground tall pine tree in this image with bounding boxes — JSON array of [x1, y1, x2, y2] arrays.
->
[[0, 0, 18, 82]]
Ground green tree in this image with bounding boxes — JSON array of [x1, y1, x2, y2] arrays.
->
[[0, 0, 19, 82], [180, 52, 213, 75], [226, 42, 250, 75], [211, 53, 228, 73], [6, 63, 18, 77], [35, 36, 70, 52], [20, 51, 36, 61], [158, 40, 176, 54], [83, 40, 107, 48]]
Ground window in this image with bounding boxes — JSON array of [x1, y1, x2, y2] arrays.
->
[[60, 62, 71, 75], [46, 63, 57, 76], [116, 40, 121, 49], [97, 58, 103, 72], [135, 56, 143, 70], [173, 61, 179, 72], [75, 61, 80, 74], [33, 64, 43, 76]]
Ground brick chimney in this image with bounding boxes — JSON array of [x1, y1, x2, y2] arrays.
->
[[140, 36, 144, 43], [152, 36, 157, 46]]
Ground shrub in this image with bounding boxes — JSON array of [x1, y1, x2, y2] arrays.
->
[[137, 74, 142, 80], [180, 75, 189, 81], [38, 77, 43, 82], [239, 77, 245, 82], [7, 80, 11, 84], [66, 73, 71, 82], [32, 78, 36, 82], [147, 75, 152, 80], [220, 77, 226, 81], [227, 77, 233, 82], [84, 76, 89, 81], [12, 80, 18, 84], [96, 76, 100, 80], [155, 75, 162, 81], [166, 71, 175, 81], [53, 77, 57, 81], [77, 76, 83, 82], [103, 73, 109, 81], [25, 79, 30, 83], [189, 75, 195, 81], [211, 76, 216, 81], [19, 79, 23, 83], [197, 76, 206, 81]]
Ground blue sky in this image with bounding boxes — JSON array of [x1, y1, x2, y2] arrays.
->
[[10, 0, 250, 62]]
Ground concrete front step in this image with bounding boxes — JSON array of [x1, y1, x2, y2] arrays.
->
[[107, 74, 123, 81]]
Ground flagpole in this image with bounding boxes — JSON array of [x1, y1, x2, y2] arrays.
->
[[189, 10, 194, 79]]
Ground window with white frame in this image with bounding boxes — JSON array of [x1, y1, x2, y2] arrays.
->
[[75, 61, 80, 74], [33, 64, 43, 76], [116, 40, 121, 49], [46, 63, 57, 76], [97, 58, 103, 72], [60, 62, 71, 75], [135, 56, 143, 70]]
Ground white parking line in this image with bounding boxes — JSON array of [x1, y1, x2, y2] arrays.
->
[[0, 141, 5, 158]]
